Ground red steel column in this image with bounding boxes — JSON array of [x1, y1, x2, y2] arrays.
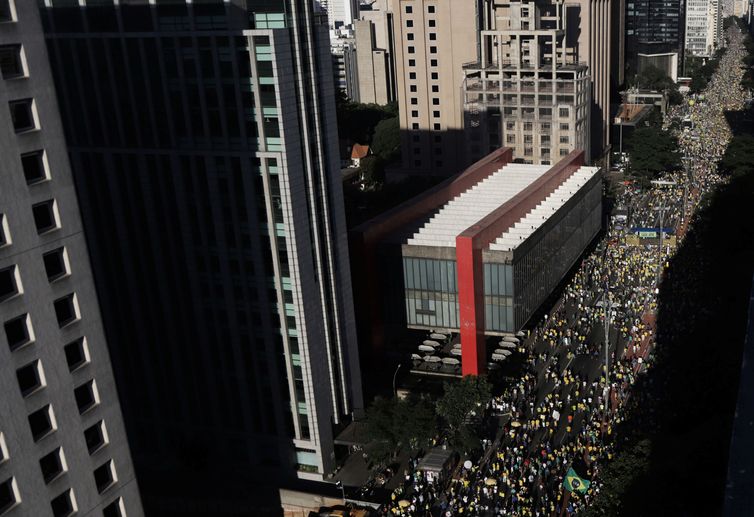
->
[[456, 235, 486, 376]]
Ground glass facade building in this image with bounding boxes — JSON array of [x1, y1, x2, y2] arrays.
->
[[401, 163, 601, 335], [39, 0, 362, 512]]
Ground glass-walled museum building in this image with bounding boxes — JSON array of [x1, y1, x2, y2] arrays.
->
[[352, 148, 601, 375]]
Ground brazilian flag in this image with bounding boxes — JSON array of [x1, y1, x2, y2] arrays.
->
[[563, 467, 591, 494]]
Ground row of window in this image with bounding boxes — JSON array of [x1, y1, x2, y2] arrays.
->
[[507, 135, 571, 144], [0, 476, 124, 517], [0, 198, 61, 248]]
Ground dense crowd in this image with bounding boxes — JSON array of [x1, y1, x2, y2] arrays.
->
[[381, 25, 749, 517]]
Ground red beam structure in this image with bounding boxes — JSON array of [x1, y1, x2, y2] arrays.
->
[[349, 148, 514, 361], [456, 150, 585, 375]]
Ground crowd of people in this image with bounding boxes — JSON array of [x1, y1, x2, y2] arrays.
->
[[380, 25, 749, 517]]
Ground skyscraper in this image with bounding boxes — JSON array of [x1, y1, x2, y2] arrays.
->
[[462, 0, 592, 165], [38, 0, 363, 512], [389, 0, 479, 176], [355, 0, 397, 105], [625, 0, 684, 75], [0, 2, 141, 516], [685, 0, 722, 57]]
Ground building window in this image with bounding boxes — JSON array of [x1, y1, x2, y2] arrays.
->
[[410, 98, 418, 105], [560, 148, 569, 156], [50, 489, 77, 517], [84, 420, 108, 455], [53, 293, 80, 328], [43, 247, 69, 282], [28, 404, 56, 442], [431, 72, 438, 80], [32, 199, 60, 234], [432, 98, 439, 105], [428, 19, 436, 27], [9, 98, 36, 132], [409, 72, 416, 80], [428, 5, 436, 13], [412, 134, 420, 142], [506, 121, 515, 130], [434, 135, 442, 143], [524, 134, 533, 144], [93, 460, 117, 494], [559, 107, 569, 118], [433, 110, 440, 118], [414, 160, 421, 167], [559, 135, 569, 144], [0, 45, 24, 79], [0, 477, 19, 515], [559, 123, 570, 131], [506, 134, 515, 144], [0, 214, 8, 246], [429, 46, 437, 54], [524, 147, 533, 156], [102, 498, 125, 517], [429, 33, 437, 40], [4, 313, 33, 351], [411, 110, 418, 117], [64, 337, 89, 372], [74, 380, 99, 414], [407, 33, 414, 40], [0, 265, 20, 302], [410, 84, 417, 92], [407, 46, 415, 54], [16, 360, 44, 397], [408, 59, 415, 67], [541, 135, 550, 144], [405, 5, 412, 13], [21, 150, 48, 184], [406, 19, 413, 27], [39, 448, 66, 484], [433, 123, 441, 130], [542, 147, 550, 156], [411, 123, 419, 129], [431, 85, 439, 92], [430, 59, 437, 66], [523, 122, 533, 131]]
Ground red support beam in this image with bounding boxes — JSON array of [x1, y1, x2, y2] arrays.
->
[[454, 150, 585, 375]]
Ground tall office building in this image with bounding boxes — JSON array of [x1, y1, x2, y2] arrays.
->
[[462, 0, 592, 165], [685, 0, 722, 56], [38, 0, 363, 512], [354, 0, 397, 105], [389, 0, 479, 176], [320, 0, 360, 28], [625, 0, 684, 75], [0, 2, 141, 516]]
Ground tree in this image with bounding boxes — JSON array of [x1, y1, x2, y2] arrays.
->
[[631, 65, 683, 106], [358, 155, 385, 189], [625, 126, 681, 183], [364, 395, 438, 463], [436, 376, 492, 438], [719, 134, 754, 177], [371, 117, 400, 162]]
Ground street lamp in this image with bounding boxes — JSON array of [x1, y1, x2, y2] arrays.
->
[[392, 363, 402, 397], [335, 480, 346, 505]]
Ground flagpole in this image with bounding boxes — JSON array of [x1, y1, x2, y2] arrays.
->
[[559, 489, 572, 517]]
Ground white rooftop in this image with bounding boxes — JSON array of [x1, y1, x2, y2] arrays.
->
[[489, 166, 600, 251], [406, 164, 550, 248]]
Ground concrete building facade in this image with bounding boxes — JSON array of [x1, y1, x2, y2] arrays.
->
[[685, 0, 722, 57], [462, 0, 592, 165], [625, 0, 684, 76], [389, 0, 479, 176], [0, 2, 142, 516], [38, 0, 363, 512], [354, 1, 396, 105]]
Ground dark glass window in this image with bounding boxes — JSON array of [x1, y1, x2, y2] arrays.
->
[[74, 381, 97, 414], [54, 294, 78, 327], [9, 99, 35, 132], [28, 405, 53, 442], [84, 421, 106, 454], [0, 45, 23, 78], [64, 338, 88, 371], [21, 151, 46, 184], [39, 448, 64, 483], [16, 361, 42, 397], [93, 460, 115, 493], [43, 247, 67, 281], [0, 265, 17, 301], [4, 314, 31, 351], [32, 200, 57, 234], [50, 489, 75, 517]]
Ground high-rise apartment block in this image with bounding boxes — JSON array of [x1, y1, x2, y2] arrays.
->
[[38, 0, 363, 512], [355, 0, 396, 105], [463, 0, 592, 165], [389, 0, 479, 175], [0, 2, 141, 516], [685, 0, 722, 57]]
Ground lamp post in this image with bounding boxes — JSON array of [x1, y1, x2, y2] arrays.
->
[[336, 480, 345, 505], [392, 363, 402, 397]]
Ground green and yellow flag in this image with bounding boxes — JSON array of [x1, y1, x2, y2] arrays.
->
[[563, 467, 591, 494]]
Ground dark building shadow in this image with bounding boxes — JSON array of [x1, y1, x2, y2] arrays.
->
[[600, 107, 754, 515]]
